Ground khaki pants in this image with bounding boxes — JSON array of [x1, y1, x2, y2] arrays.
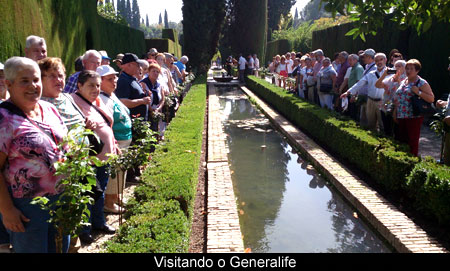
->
[[366, 98, 383, 131], [307, 86, 315, 103], [105, 139, 132, 195]]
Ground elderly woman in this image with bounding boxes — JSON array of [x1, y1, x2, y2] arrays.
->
[[38, 57, 92, 132], [141, 63, 165, 136], [97, 65, 132, 214], [0, 57, 69, 253], [393, 59, 435, 156], [0, 63, 9, 103], [72, 70, 118, 243], [375, 60, 407, 137], [317, 57, 337, 110]]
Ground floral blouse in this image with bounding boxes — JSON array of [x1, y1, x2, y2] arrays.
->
[[0, 101, 67, 199], [394, 76, 427, 119]]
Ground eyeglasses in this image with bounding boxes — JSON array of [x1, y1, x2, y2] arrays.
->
[[43, 74, 65, 80], [150, 54, 156, 57], [393, 54, 402, 58]]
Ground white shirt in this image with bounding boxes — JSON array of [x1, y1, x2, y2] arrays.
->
[[348, 67, 386, 100], [239, 56, 247, 70], [344, 67, 352, 79], [286, 59, 294, 74], [248, 57, 255, 69], [254, 58, 260, 69]]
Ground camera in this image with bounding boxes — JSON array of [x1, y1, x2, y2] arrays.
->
[[387, 68, 397, 75]]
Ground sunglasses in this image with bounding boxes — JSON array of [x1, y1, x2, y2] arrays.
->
[[393, 54, 402, 58]]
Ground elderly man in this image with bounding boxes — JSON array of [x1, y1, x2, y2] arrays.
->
[[0, 63, 8, 102], [63, 50, 102, 94], [175, 56, 189, 83], [338, 54, 364, 120], [24, 35, 47, 62], [341, 52, 387, 131], [238, 54, 247, 83], [115, 53, 151, 122]]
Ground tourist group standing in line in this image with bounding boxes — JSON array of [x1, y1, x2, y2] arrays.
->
[[266, 48, 447, 158], [0, 35, 190, 253]]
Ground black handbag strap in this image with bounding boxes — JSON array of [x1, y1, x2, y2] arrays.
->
[[75, 92, 111, 127]]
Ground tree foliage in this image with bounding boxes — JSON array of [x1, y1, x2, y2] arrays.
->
[[320, 0, 450, 41], [182, 0, 226, 73], [164, 9, 170, 29], [268, 0, 296, 32], [97, 1, 128, 25]]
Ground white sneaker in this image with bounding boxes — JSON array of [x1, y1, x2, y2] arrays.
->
[[0, 244, 11, 253]]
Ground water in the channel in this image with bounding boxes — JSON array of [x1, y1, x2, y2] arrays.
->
[[217, 87, 392, 253]]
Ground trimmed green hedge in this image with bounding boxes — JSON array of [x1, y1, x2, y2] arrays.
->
[[105, 76, 206, 252], [145, 38, 182, 58], [406, 158, 450, 224], [246, 75, 450, 225], [0, 0, 145, 75], [265, 39, 292, 66]]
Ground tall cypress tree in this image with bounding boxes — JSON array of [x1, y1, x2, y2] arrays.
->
[[159, 13, 163, 25], [146, 14, 150, 28], [132, 0, 141, 29], [182, 0, 227, 73], [164, 9, 169, 29], [229, 0, 268, 65], [125, 0, 132, 25]]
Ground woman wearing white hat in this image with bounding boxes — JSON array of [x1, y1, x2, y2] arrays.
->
[[97, 65, 132, 214]]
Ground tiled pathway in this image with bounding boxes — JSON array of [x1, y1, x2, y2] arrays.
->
[[206, 82, 245, 253]]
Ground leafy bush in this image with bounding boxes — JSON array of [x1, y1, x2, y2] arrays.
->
[[105, 76, 206, 252], [406, 158, 450, 225]]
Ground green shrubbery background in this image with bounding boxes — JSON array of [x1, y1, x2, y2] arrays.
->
[[0, 0, 145, 75]]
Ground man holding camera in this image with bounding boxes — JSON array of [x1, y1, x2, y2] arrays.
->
[[341, 52, 387, 132]]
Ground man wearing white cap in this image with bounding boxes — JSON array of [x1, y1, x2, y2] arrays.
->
[[97, 65, 132, 214], [0, 62, 9, 102]]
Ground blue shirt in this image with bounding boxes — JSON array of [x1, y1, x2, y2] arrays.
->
[[175, 61, 186, 83], [115, 72, 149, 121], [63, 72, 81, 94]]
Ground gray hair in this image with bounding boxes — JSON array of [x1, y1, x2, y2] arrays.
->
[[25, 35, 46, 49], [348, 54, 359, 61], [323, 57, 331, 63], [82, 50, 102, 62], [4, 57, 40, 82], [180, 56, 189, 63], [374, 53, 387, 60], [394, 59, 407, 67]]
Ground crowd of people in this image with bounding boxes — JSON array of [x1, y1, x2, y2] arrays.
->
[[0, 35, 190, 253], [265, 48, 447, 158]]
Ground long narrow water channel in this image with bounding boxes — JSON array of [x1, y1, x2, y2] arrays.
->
[[217, 86, 392, 253]]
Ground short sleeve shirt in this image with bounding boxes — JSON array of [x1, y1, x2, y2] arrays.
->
[[394, 77, 428, 119], [0, 101, 67, 199], [100, 92, 132, 141], [115, 71, 149, 121], [41, 94, 85, 131], [63, 72, 81, 94]]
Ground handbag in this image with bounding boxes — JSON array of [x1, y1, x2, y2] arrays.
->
[[411, 80, 437, 117], [319, 83, 333, 93]]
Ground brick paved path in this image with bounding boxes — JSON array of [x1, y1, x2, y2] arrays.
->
[[206, 81, 245, 253]]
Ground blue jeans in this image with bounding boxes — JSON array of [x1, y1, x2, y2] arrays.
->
[[1, 194, 70, 253], [0, 220, 9, 245], [83, 165, 109, 233]]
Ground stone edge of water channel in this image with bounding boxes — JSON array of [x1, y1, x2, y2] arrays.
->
[[206, 79, 245, 253], [240, 86, 448, 254]]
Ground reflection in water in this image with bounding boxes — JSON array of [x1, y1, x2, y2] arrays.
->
[[217, 87, 392, 253]]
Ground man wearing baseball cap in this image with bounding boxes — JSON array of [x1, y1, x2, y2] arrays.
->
[[115, 53, 151, 122]]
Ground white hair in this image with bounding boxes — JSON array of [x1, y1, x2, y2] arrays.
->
[[25, 35, 46, 49], [180, 56, 189, 63], [374, 53, 387, 60], [4, 57, 40, 82], [82, 50, 102, 62], [394, 59, 407, 67]]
